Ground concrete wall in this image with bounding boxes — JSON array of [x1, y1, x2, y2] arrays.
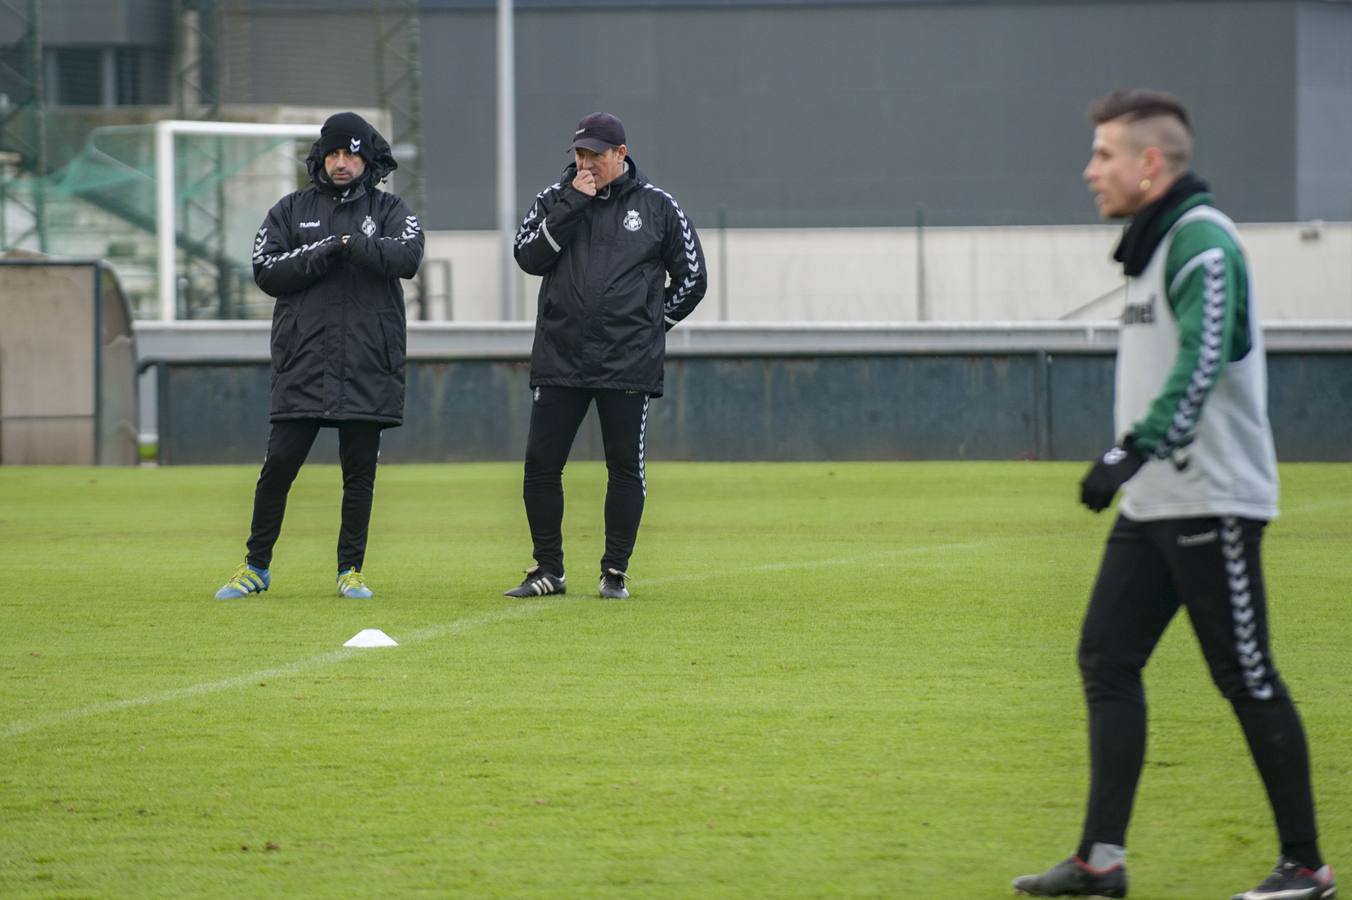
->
[[422, 221, 1352, 323], [0, 261, 138, 465], [0, 265, 97, 464], [137, 320, 1352, 462], [152, 348, 1352, 465]]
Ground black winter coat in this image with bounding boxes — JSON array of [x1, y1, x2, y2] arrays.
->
[[513, 157, 707, 396], [253, 167, 424, 426]]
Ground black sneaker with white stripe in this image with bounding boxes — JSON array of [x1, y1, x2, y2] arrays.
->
[[1232, 857, 1336, 900], [1012, 857, 1127, 897], [503, 566, 566, 598], [599, 568, 631, 599]]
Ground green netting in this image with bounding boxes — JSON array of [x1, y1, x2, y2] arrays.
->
[[10, 125, 298, 215], [2, 124, 312, 319]]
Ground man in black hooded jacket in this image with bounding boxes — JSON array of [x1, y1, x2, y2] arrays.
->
[[214, 111, 423, 602], [504, 112, 707, 601]]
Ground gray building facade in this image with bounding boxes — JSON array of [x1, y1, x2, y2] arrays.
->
[[233, 0, 1352, 229], [6, 0, 1352, 230]]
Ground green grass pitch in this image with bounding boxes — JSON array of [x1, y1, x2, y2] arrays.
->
[[1, 462, 1348, 898]]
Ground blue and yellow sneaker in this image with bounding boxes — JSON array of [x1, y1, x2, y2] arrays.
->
[[337, 568, 373, 599], [215, 562, 269, 600]]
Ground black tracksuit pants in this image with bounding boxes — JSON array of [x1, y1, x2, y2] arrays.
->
[[1078, 514, 1319, 854], [522, 386, 649, 578], [244, 419, 383, 573]]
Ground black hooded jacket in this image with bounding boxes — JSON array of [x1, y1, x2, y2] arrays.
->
[[252, 120, 424, 426], [513, 156, 707, 396]]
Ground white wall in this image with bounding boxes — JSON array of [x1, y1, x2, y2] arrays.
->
[[422, 221, 1352, 323]]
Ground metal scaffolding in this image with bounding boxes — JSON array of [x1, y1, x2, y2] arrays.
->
[[376, 0, 428, 318], [171, 0, 240, 318], [0, 0, 47, 252]]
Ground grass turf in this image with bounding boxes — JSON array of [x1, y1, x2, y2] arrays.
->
[[0, 462, 1349, 898]]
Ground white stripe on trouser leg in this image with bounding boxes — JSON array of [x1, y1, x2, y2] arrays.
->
[[638, 395, 649, 498], [1223, 516, 1272, 700]]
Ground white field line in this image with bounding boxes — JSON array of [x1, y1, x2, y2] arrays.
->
[[0, 540, 1002, 741], [1, 601, 555, 741]]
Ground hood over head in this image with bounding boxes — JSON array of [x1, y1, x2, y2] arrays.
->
[[306, 111, 398, 187]]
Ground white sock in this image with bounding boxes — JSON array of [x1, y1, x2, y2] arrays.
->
[[1086, 843, 1126, 870]]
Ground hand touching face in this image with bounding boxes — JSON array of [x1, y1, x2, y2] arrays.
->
[[573, 145, 626, 196]]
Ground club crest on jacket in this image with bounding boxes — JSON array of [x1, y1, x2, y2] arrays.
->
[[361, 215, 377, 237], [623, 210, 642, 232]]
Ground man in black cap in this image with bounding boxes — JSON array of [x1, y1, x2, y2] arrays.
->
[[506, 111, 707, 600], [213, 111, 424, 602]]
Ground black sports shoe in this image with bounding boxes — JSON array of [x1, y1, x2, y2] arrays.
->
[[1012, 857, 1127, 897], [503, 566, 566, 598], [1232, 857, 1336, 900], [598, 568, 631, 599]]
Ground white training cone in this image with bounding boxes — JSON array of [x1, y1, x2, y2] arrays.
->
[[344, 629, 398, 648]]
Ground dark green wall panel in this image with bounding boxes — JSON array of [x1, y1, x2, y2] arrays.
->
[[156, 352, 1352, 464]]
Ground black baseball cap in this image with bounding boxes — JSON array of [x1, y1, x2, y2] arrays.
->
[[570, 112, 626, 153]]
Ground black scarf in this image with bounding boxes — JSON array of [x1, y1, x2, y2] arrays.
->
[[314, 167, 370, 200], [1112, 171, 1211, 276]]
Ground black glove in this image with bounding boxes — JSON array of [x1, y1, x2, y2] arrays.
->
[[1080, 439, 1147, 512], [306, 236, 346, 275]]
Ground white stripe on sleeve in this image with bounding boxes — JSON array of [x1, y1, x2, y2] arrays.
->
[[541, 220, 561, 253]]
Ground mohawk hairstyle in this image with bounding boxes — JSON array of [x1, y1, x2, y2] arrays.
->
[[1089, 89, 1192, 132]]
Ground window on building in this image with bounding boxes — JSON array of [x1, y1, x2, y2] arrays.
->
[[50, 47, 103, 106], [115, 48, 142, 105], [46, 47, 170, 107]]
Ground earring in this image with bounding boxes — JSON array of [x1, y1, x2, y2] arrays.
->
[[1139, 178, 1152, 191]]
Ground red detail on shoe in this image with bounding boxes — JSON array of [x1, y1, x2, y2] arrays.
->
[[1073, 857, 1124, 876]]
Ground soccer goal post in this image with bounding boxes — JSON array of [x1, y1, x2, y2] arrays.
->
[[154, 120, 320, 322]]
